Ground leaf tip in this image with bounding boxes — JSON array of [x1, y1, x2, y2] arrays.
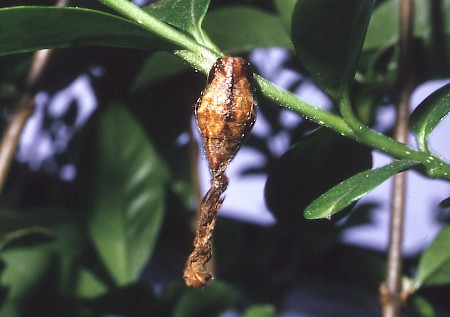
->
[[304, 206, 332, 220]]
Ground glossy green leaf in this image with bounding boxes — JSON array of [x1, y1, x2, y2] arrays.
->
[[143, 0, 211, 44], [0, 6, 174, 57], [291, 0, 374, 99], [173, 281, 238, 317], [410, 83, 450, 152], [203, 6, 291, 53], [243, 304, 276, 317], [414, 225, 450, 288], [89, 104, 170, 286], [304, 160, 419, 219]]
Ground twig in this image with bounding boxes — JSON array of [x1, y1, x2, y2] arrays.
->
[[0, 95, 35, 193], [382, 0, 414, 316], [0, 0, 69, 194]]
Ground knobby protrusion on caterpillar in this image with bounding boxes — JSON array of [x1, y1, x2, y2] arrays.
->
[[183, 57, 256, 288]]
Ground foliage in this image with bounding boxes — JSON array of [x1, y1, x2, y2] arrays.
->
[[0, 0, 449, 316]]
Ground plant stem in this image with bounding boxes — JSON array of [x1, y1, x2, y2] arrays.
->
[[99, 0, 450, 180], [256, 75, 450, 178], [0, 95, 35, 193], [255, 75, 356, 137], [383, 1, 414, 316]]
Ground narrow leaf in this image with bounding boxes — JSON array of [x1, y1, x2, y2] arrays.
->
[[410, 82, 450, 152], [291, 0, 374, 99], [89, 104, 169, 286], [0, 7, 174, 57], [304, 160, 419, 219], [414, 225, 450, 288]]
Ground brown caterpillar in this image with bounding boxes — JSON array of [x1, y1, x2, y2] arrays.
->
[[183, 57, 256, 288]]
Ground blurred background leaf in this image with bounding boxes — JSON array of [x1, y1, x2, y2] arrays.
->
[[88, 103, 170, 286], [172, 281, 238, 317], [291, 0, 374, 99], [414, 225, 450, 289], [242, 304, 276, 317]]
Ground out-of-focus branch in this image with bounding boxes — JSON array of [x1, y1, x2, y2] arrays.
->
[[0, 0, 69, 194], [0, 95, 35, 193], [382, 0, 414, 316]]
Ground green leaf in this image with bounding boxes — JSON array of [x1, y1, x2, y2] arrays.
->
[[0, 208, 69, 233], [173, 281, 238, 317], [411, 295, 435, 317], [89, 104, 170, 286], [410, 83, 450, 152], [291, 0, 374, 99], [414, 225, 450, 288], [75, 267, 109, 299], [363, 0, 398, 51], [364, 0, 450, 51], [0, 245, 54, 317], [304, 160, 419, 219], [0, 209, 60, 252], [143, 0, 211, 45], [363, 0, 450, 81], [130, 52, 189, 93], [0, 210, 84, 317], [243, 304, 276, 317], [0, 7, 174, 57], [203, 6, 291, 54], [265, 128, 372, 226], [273, 0, 298, 31]]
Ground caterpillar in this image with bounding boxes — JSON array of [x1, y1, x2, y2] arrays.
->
[[183, 57, 256, 288]]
